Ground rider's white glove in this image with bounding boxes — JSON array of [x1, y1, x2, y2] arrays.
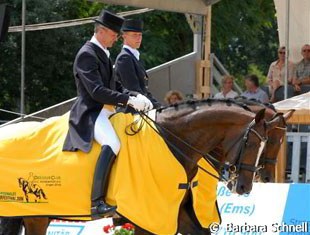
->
[[127, 96, 146, 111], [137, 94, 153, 111]]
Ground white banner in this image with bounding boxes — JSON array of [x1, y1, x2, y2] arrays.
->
[[27, 218, 114, 235], [274, 0, 310, 63], [21, 183, 310, 235], [213, 183, 290, 234]]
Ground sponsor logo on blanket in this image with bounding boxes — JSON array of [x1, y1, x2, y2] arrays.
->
[[30, 172, 62, 187], [0, 191, 24, 202], [12, 172, 61, 203]]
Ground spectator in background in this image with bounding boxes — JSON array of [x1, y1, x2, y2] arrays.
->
[[241, 74, 269, 103], [214, 75, 238, 99], [293, 44, 310, 91], [164, 90, 184, 105], [267, 46, 295, 102]]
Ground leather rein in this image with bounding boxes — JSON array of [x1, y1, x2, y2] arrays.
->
[[129, 111, 268, 184]]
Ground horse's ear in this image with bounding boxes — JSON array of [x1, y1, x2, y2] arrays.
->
[[283, 109, 295, 122], [255, 108, 265, 124]]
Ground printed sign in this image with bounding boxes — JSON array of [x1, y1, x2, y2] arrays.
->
[[211, 183, 310, 235], [20, 183, 310, 235], [46, 218, 113, 235]]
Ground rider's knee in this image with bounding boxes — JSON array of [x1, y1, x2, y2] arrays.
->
[[108, 139, 120, 155]]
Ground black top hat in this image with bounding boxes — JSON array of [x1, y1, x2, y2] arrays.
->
[[94, 10, 124, 34], [122, 19, 143, 32]]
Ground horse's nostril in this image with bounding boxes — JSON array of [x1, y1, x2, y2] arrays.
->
[[239, 184, 251, 194], [240, 185, 245, 193]]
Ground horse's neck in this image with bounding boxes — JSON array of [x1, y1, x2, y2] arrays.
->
[[156, 106, 252, 179]]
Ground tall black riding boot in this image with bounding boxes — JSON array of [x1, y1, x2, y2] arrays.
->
[[91, 145, 117, 218]]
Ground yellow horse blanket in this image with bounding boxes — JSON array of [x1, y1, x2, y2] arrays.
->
[[0, 112, 220, 234]]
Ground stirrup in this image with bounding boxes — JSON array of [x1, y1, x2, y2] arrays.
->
[[91, 200, 116, 219]]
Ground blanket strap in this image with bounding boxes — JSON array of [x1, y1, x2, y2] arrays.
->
[[178, 181, 198, 190]]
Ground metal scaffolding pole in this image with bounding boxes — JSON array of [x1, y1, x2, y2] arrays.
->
[[20, 0, 26, 117], [284, 0, 290, 100]]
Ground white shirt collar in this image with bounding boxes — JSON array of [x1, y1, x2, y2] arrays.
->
[[90, 35, 110, 58], [123, 45, 140, 60]]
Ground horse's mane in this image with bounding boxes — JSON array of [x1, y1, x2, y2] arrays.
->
[[157, 98, 252, 114], [234, 96, 276, 112]]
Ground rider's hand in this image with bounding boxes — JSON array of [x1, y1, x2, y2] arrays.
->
[[137, 94, 153, 111], [127, 96, 146, 111]]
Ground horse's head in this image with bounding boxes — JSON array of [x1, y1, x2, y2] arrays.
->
[[233, 98, 295, 183], [258, 109, 295, 182], [221, 108, 270, 194]]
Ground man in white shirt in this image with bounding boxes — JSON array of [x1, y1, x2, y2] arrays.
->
[[293, 44, 310, 91]]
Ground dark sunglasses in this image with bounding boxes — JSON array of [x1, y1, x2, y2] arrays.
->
[[278, 51, 285, 54], [303, 49, 310, 52]]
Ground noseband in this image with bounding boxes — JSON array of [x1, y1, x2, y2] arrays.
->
[[232, 119, 267, 174], [223, 119, 268, 188]]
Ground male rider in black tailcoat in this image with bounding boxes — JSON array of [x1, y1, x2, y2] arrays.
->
[[115, 19, 161, 111], [62, 10, 153, 218]]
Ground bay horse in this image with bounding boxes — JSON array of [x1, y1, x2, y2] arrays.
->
[[0, 99, 280, 235], [233, 97, 294, 182]]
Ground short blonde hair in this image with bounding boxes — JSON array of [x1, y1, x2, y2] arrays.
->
[[164, 90, 184, 104], [221, 75, 235, 86], [278, 46, 285, 52]]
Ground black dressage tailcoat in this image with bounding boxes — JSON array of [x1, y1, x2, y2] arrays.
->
[[63, 41, 131, 153], [114, 48, 161, 109]]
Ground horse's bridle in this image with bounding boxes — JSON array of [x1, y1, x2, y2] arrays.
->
[[136, 111, 267, 184], [232, 119, 267, 174], [214, 119, 267, 186], [258, 116, 287, 168]]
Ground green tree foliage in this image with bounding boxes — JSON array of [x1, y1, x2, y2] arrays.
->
[[102, 6, 193, 67], [212, 0, 278, 87], [0, 0, 278, 122], [0, 0, 192, 122], [139, 11, 193, 68], [0, 0, 105, 121]]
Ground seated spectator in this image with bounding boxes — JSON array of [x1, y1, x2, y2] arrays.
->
[[164, 90, 184, 105], [292, 44, 310, 91], [241, 74, 269, 103], [214, 75, 238, 99], [267, 46, 295, 101]]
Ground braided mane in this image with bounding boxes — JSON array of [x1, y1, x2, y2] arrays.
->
[[157, 98, 252, 113], [234, 96, 276, 112]]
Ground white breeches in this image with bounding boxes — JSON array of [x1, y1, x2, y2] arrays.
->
[[94, 108, 120, 155]]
